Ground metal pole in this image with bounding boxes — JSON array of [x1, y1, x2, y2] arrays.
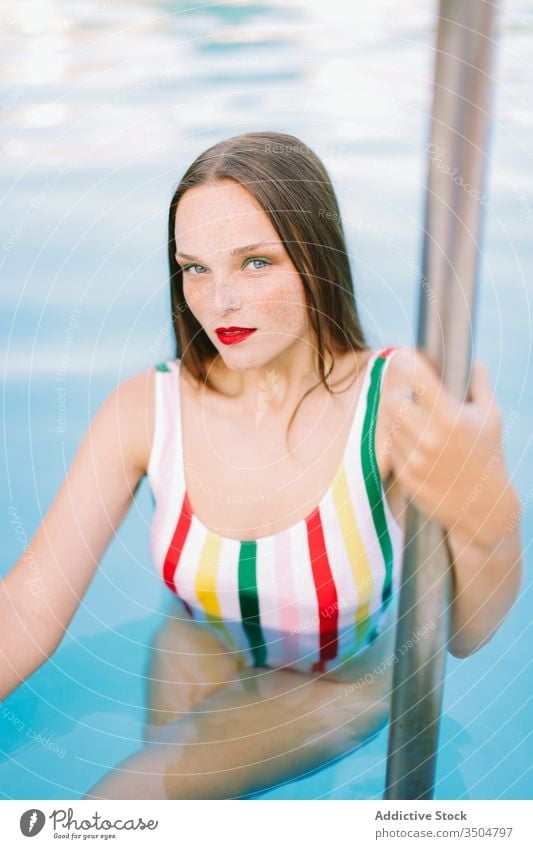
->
[[384, 0, 499, 800]]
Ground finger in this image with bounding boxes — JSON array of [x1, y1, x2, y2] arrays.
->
[[389, 409, 433, 457], [466, 360, 496, 409], [390, 347, 445, 411], [412, 350, 451, 410]]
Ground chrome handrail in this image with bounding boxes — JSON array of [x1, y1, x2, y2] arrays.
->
[[384, 0, 500, 800]]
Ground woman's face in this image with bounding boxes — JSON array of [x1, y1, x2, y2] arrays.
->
[[174, 179, 313, 371]]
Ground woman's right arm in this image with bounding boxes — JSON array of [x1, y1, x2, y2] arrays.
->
[[0, 366, 154, 700]]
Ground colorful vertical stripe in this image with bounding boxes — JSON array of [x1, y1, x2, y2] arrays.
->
[[360, 348, 397, 612], [149, 347, 404, 674], [162, 491, 194, 618], [238, 541, 267, 667], [306, 505, 339, 673]]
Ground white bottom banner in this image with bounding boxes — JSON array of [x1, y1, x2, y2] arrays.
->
[[0, 799, 531, 848]]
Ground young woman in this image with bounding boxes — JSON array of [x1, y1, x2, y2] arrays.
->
[[1, 132, 523, 800]]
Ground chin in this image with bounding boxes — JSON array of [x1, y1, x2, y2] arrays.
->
[[216, 339, 299, 372]]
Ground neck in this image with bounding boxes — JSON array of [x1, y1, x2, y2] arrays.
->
[[209, 341, 358, 421]]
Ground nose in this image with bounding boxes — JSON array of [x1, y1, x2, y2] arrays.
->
[[212, 276, 243, 314]]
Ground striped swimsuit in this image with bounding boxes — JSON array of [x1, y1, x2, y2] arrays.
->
[[147, 347, 404, 675]]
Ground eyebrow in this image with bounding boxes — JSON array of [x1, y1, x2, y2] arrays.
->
[[174, 241, 281, 261]]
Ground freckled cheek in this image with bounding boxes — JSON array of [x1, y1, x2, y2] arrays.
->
[[182, 282, 212, 323], [183, 278, 307, 326], [258, 282, 309, 331], [262, 301, 308, 334]]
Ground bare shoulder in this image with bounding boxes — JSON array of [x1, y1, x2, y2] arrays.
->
[[376, 344, 422, 407], [109, 364, 156, 478], [380, 344, 434, 389], [376, 343, 439, 435], [380, 344, 415, 375]]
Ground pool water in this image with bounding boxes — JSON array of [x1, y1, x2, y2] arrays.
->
[[1, 0, 531, 800]]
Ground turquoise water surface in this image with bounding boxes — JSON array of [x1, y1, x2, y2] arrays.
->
[[1, 0, 531, 799]]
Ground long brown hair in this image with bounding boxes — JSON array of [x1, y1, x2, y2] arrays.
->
[[167, 130, 369, 441]]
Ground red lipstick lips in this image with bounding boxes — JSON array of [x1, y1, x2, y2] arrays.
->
[[215, 327, 257, 345]]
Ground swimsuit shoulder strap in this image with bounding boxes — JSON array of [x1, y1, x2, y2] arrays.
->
[[147, 357, 183, 491], [358, 346, 405, 611], [359, 344, 403, 500]]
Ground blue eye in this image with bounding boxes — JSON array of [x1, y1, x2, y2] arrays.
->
[[243, 257, 271, 270], [182, 257, 271, 274], [182, 264, 205, 274]]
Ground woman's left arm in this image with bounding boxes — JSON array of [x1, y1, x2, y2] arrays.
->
[[385, 348, 524, 659], [444, 501, 522, 658]]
